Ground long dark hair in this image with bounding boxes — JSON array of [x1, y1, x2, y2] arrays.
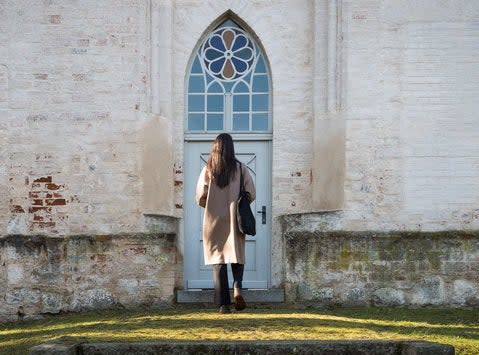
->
[[207, 133, 237, 188]]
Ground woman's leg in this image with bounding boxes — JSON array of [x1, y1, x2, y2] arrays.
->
[[212, 264, 231, 308], [231, 263, 246, 310], [231, 263, 244, 296]]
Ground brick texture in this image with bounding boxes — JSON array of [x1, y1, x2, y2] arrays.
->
[[0, 0, 478, 234]]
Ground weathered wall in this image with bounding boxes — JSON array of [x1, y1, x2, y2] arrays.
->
[[283, 223, 479, 307], [0, 0, 149, 235], [339, 0, 479, 230], [0, 0, 478, 300], [0, 233, 179, 322], [1, 0, 477, 235]]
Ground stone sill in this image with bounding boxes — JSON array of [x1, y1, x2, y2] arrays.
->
[[176, 289, 285, 303]]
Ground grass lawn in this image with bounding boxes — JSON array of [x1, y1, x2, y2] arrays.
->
[[0, 306, 477, 354]]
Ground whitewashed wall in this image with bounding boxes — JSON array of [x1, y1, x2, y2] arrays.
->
[[0, 0, 149, 235], [1, 0, 478, 237], [339, 0, 479, 231]]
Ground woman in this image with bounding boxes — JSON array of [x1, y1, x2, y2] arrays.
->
[[196, 133, 256, 314]]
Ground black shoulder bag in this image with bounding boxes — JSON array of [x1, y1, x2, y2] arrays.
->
[[237, 163, 256, 236]]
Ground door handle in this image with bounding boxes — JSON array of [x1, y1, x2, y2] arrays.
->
[[257, 205, 266, 225]]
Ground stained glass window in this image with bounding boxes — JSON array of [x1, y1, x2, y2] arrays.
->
[[186, 19, 271, 132]]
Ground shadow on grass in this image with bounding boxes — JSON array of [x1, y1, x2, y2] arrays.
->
[[0, 308, 478, 354]]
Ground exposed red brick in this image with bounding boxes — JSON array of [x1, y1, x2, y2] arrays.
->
[[175, 204, 183, 209], [28, 206, 51, 213], [46, 183, 63, 190], [45, 199, 67, 206], [174, 180, 183, 186], [33, 176, 52, 183], [53, 193, 63, 198], [32, 199, 43, 206], [49, 15, 62, 24], [33, 215, 44, 221], [11, 205, 25, 213], [29, 192, 39, 198]]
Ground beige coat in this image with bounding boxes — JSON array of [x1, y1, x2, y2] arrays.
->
[[196, 162, 256, 265]]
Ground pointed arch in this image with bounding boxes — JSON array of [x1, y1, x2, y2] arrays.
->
[[185, 12, 272, 134]]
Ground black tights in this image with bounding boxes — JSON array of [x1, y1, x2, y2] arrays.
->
[[212, 263, 244, 306]]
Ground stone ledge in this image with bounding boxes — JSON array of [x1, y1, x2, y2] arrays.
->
[[29, 340, 455, 355], [0, 232, 177, 245], [176, 289, 285, 303]]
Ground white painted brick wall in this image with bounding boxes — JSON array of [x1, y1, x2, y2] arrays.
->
[[1, 0, 478, 236], [1, 0, 148, 235]]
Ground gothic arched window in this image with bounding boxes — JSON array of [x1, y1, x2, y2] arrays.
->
[[186, 19, 271, 132]]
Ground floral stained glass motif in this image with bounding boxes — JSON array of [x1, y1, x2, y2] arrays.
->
[[202, 26, 256, 81], [186, 19, 271, 133]]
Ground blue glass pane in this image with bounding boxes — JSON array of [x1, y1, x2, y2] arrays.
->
[[252, 113, 268, 131], [205, 48, 223, 61], [232, 35, 247, 51], [191, 56, 202, 73], [252, 94, 268, 111], [233, 81, 249, 93], [207, 95, 223, 112], [207, 114, 223, 130], [233, 95, 249, 111], [252, 75, 268, 92], [188, 113, 204, 131], [188, 76, 204, 93], [233, 114, 249, 131], [234, 47, 253, 61], [210, 35, 226, 52], [255, 55, 266, 73], [232, 57, 247, 73], [188, 95, 204, 111], [206, 73, 214, 84], [223, 81, 234, 92], [210, 58, 225, 74], [208, 82, 223, 93]]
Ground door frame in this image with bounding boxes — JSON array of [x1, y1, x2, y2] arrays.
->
[[183, 133, 272, 289]]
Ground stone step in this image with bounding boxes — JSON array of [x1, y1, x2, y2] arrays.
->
[[30, 340, 455, 355], [176, 289, 284, 303]]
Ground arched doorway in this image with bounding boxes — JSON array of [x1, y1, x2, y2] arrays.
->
[[183, 18, 272, 289]]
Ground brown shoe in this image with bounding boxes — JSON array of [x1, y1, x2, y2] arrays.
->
[[219, 305, 231, 314], [234, 295, 246, 311]]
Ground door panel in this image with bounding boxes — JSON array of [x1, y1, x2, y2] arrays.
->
[[184, 140, 271, 289]]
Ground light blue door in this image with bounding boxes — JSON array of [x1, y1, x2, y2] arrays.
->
[[184, 140, 271, 289]]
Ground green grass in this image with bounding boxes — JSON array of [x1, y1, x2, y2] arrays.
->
[[0, 306, 478, 354]]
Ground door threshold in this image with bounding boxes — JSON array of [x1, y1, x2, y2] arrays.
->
[[177, 289, 284, 303]]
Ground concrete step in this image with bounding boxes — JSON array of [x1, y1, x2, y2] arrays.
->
[[176, 289, 284, 303]]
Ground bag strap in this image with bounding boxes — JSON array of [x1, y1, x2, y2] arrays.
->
[[238, 160, 245, 194]]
